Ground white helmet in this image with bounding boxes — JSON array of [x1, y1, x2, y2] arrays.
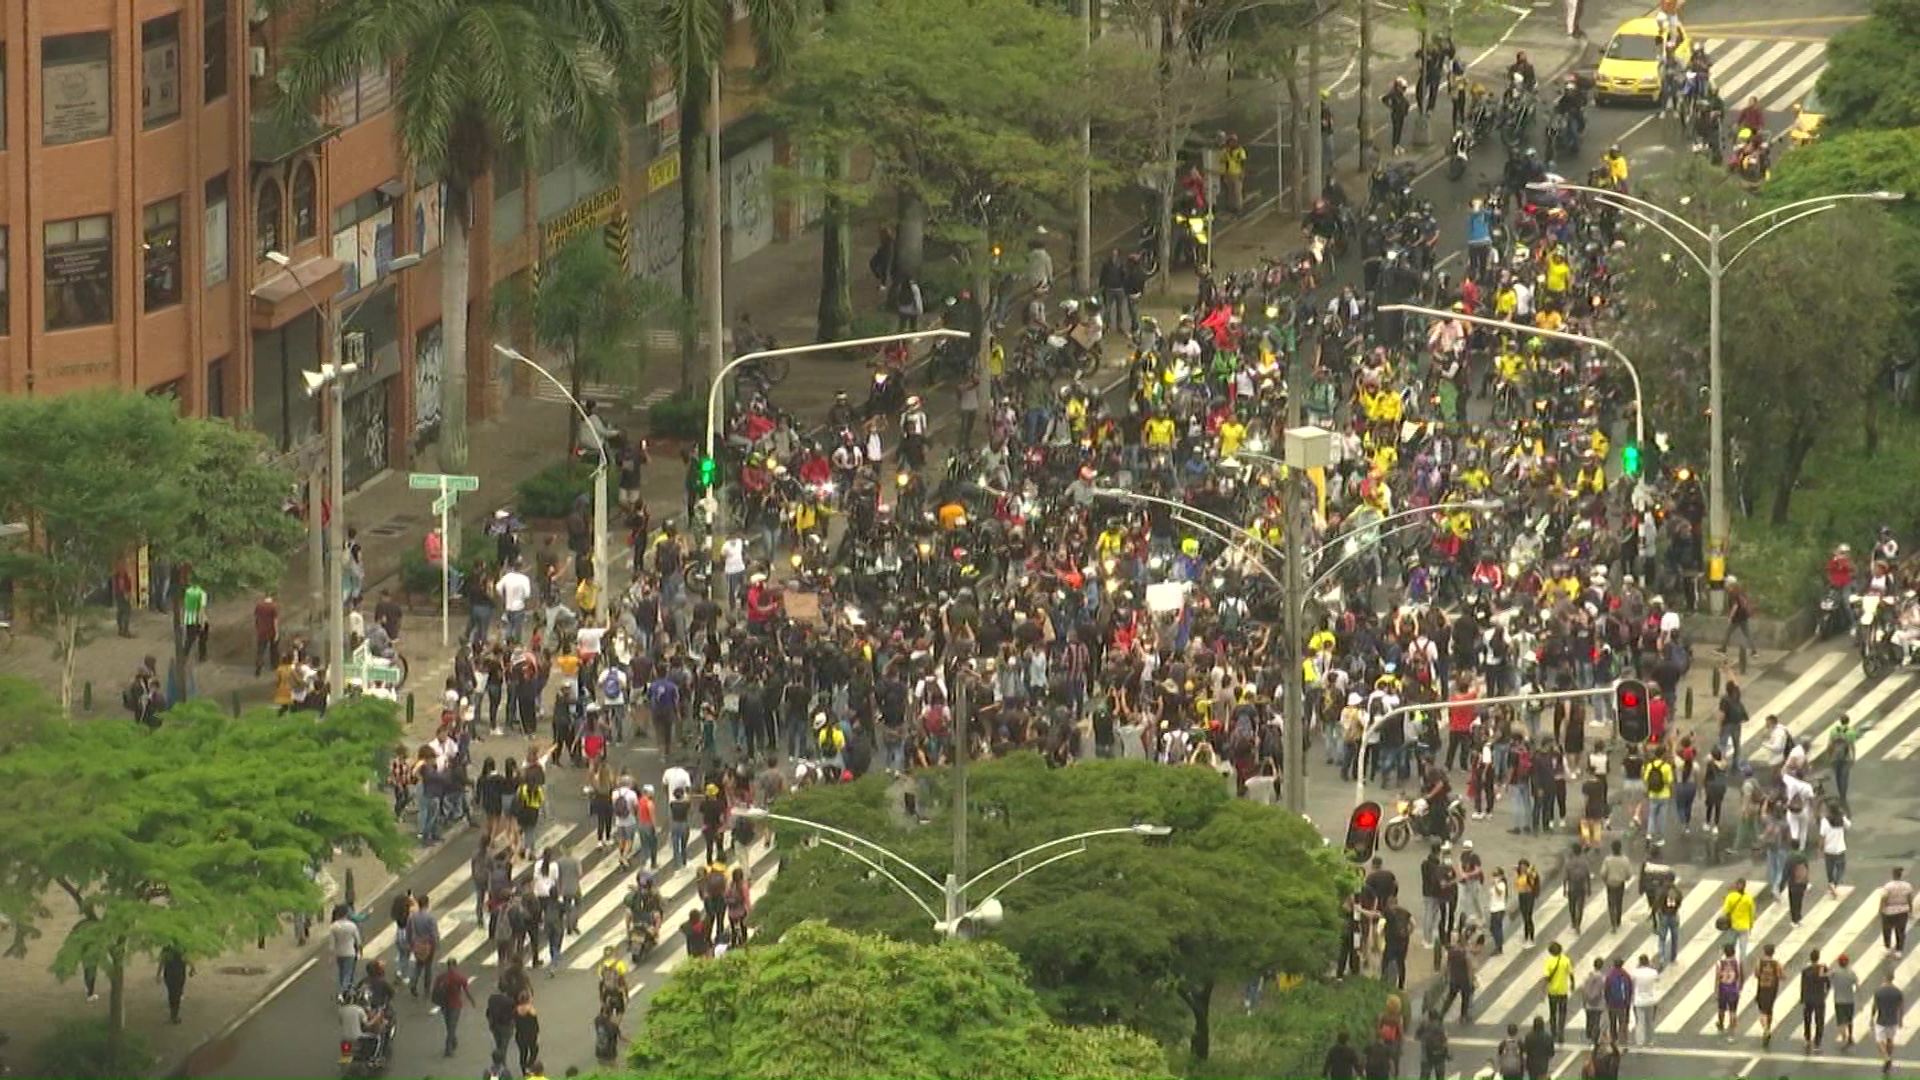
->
[[1060, 298, 1081, 316]]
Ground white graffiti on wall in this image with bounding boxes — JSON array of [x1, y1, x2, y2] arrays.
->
[[726, 139, 774, 263], [413, 321, 444, 450]]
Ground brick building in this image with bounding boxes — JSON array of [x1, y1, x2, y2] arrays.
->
[[0, 0, 815, 491]]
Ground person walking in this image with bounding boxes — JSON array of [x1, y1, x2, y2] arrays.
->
[[512, 989, 541, 1074], [1417, 1009, 1451, 1080], [1821, 805, 1852, 893], [1714, 944, 1744, 1033], [1630, 954, 1661, 1047], [1543, 942, 1575, 1043], [1833, 952, 1861, 1049], [1515, 859, 1541, 943], [1602, 957, 1634, 1045], [1722, 879, 1757, 961], [1801, 949, 1831, 1053], [1873, 969, 1904, 1076], [1880, 867, 1914, 957], [1441, 934, 1475, 1021], [431, 958, 476, 1057], [328, 903, 362, 993], [1489, 868, 1510, 955], [485, 985, 516, 1062], [1754, 942, 1784, 1048], [1580, 957, 1607, 1044], [253, 592, 279, 676], [1600, 840, 1633, 930], [1384, 78, 1414, 155], [159, 946, 192, 1023]]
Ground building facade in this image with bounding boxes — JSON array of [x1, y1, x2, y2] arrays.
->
[[0, 1, 803, 491]]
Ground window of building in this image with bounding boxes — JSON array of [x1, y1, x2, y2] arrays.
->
[[43, 214, 113, 331], [0, 228, 9, 336], [292, 160, 318, 241], [141, 15, 181, 129], [42, 33, 112, 146], [203, 0, 229, 103], [328, 64, 391, 127], [332, 188, 396, 296], [255, 177, 282, 262], [207, 356, 228, 418], [205, 173, 230, 286], [143, 198, 183, 311]]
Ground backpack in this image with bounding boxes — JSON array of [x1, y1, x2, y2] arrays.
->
[[429, 972, 451, 1008], [123, 680, 145, 712], [1498, 1038, 1524, 1075], [601, 668, 624, 699], [1645, 762, 1670, 797]]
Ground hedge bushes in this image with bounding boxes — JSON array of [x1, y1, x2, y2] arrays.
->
[[30, 1020, 152, 1079], [1189, 977, 1392, 1080], [515, 460, 597, 520], [647, 396, 704, 441]]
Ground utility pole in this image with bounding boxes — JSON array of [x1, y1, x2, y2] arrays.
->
[[946, 656, 971, 927], [1357, 0, 1374, 172], [1154, 3, 1176, 295], [1077, 0, 1094, 296], [1281, 403, 1307, 814], [704, 63, 727, 527], [1307, 2, 1324, 202]]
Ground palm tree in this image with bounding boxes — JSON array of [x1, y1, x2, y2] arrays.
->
[[643, 0, 808, 386], [272, 0, 648, 472]]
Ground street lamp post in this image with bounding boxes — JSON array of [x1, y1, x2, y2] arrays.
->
[[267, 250, 422, 689], [1529, 182, 1903, 611], [492, 345, 611, 618], [700, 329, 970, 594], [737, 806, 1169, 934]]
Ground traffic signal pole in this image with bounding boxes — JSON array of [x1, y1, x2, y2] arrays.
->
[[1351, 684, 1618, 807]]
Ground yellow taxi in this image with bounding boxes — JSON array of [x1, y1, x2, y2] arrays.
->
[[1789, 85, 1825, 146], [1595, 16, 1690, 103]]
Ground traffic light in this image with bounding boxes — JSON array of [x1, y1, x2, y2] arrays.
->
[[696, 454, 717, 492], [1344, 801, 1382, 864], [1615, 678, 1650, 744], [1621, 443, 1642, 477]]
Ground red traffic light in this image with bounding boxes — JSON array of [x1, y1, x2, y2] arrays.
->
[[1353, 805, 1380, 831], [1344, 800, 1383, 864], [1620, 690, 1641, 708]]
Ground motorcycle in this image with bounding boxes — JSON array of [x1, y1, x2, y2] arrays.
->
[[1544, 109, 1581, 160], [337, 993, 396, 1078], [1855, 593, 1918, 679], [1817, 586, 1853, 641], [1382, 794, 1467, 850], [1446, 124, 1477, 181], [862, 366, 906, 421]]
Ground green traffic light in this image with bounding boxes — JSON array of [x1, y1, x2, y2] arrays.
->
[[1622, 444, 1642, 477], [697, 455, 717, 490]]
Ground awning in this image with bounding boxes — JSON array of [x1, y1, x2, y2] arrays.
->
[[249, 256, 346, 331]]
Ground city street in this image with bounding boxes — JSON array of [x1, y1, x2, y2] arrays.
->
[[180, 0, 1895, 1075]]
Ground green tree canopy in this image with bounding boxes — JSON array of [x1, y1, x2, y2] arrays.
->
[[1615, 158, 1903, 524], [751, 755, 1353, 1059], [0, 684, 406, 1042], [0, 396, 302, 710], [629, 920, 1173, 1079], [771, 0, 1106, 244], [1817, 0, 1920, 133]]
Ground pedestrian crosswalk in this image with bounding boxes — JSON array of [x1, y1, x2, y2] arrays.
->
[[361, 819, 780, 978], [1456, 871, 1913, 1044], [1695, 37, 1827, 117], [1737, 646, 1920, 767]]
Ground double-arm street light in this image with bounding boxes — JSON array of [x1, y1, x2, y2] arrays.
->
[[1528, 182, 1903, 611], [737, 806, 1169, 935], [266, 250, 422, 687], [1093, 479, 1497, 813], [492, 344, 611, 620]]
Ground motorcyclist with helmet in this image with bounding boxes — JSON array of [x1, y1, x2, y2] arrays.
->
[[1507, 50, 1537, 92], [1553, 75, 1587, 137]]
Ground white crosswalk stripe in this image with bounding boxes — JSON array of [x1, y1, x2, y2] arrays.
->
[[1464, 873, 1907, 1043], [1696, 38, 1829, 115], [1728, 645, 1920, 768]]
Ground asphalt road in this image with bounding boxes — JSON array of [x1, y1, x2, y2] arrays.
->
[[182, 0, 1875, 1073], [1451, 1037, 1920, 1079]]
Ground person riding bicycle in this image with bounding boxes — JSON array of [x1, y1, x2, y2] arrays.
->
[[1734, 96, 1765, 139], [1692, 92, 1726, 155]]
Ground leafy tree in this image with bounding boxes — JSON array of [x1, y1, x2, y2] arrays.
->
[[1816, 0, 1920, 133], [1195, 976, 1394, 1079], [1615, 158, 1903, 523], [508, 233, 689, 457], [164, 421, 306, 694], [642, 0, 807, 384], [272, 0, 649, 472], [0, 394, 190, 712], [0, 685, 405, 1045], [751, 755, 1352, 1060], [628, 920, 1173, 1079], [772, 0, 1110, 356]]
